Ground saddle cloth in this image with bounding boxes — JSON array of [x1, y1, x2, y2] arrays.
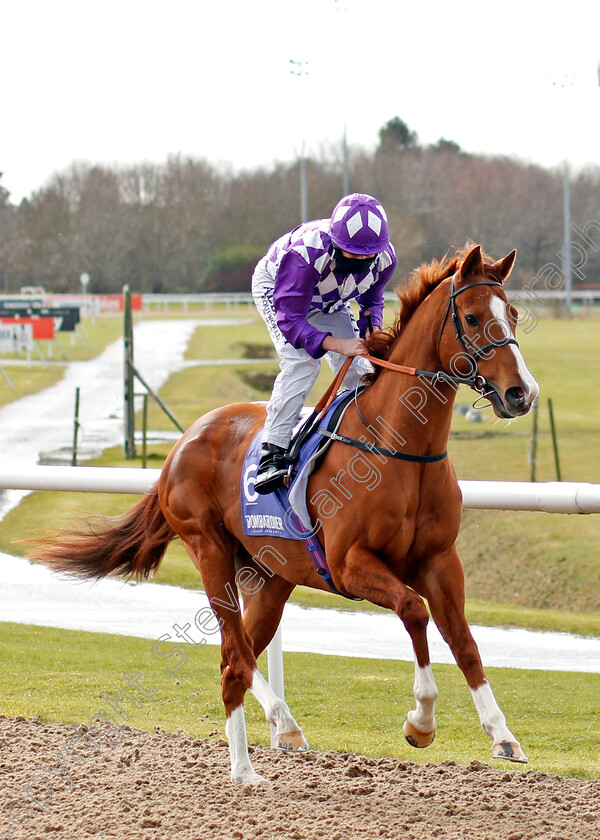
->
[[240, 390, 355, 540]]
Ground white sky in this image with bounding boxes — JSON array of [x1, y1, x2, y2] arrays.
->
[[3, 0, 600, 204]]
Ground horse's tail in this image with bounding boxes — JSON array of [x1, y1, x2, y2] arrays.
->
[[29, 484, 176, 581]]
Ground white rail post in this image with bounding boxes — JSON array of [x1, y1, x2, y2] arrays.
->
[[267, 623, 285, 746]]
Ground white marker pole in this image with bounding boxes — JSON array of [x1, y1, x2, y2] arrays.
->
[[267, 622, 285, 746]]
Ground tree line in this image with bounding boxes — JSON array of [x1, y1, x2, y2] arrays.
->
[[1, 117, 599, 294]]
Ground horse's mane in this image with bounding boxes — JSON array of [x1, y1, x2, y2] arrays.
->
[[365, 244, 503, 380]]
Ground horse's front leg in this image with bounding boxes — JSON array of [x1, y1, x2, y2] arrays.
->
[[336, 545, 438, 749], [420, 547, 528, 764]]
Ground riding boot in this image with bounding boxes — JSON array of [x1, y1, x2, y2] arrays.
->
[[254, 443, 288, 495]]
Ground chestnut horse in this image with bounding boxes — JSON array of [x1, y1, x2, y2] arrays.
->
[[34, 245, 539, 785]]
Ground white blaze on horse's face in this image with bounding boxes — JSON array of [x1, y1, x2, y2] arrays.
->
[[463, 289, 539, 419], [487, 295, 539, 409]]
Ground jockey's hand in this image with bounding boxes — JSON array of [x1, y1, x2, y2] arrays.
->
[[322, 336, 368, 357]]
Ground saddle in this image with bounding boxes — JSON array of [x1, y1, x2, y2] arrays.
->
[[240, 388, 362, 600]]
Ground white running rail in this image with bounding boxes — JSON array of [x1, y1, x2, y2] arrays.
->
[[0, 466, 599, 514]]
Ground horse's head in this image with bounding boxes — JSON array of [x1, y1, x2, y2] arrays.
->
[[439, 245, 539, 419]]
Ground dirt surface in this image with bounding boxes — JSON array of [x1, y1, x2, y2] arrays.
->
[[1, 716, 599, 840]]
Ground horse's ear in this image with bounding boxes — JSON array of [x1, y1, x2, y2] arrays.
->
[[491, 249, 517, 283], [459, 245, 484, 281]]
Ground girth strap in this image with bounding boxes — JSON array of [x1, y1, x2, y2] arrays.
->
[[275, 488, 363, 602]]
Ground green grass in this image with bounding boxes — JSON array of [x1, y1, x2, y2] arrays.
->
[[184, 316, 274, 361], [1, 622, 598, 780], [448, 317, 600, 483], [143, 363, 277, 431], [442, 318, 600, 615], [142, 302, 256, 317], [0, 316, 125, 409], [0, 366, 64, 408]]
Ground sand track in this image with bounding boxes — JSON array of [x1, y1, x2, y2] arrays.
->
[[1, 716, 598, 840]]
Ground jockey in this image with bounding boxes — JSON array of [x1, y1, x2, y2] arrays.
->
[[251, 192, 396, 494]]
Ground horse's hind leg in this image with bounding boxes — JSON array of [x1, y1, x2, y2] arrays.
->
[[239, 571, 309, 752], [421, 547, 528, 763], [182, 538, 270, 785]]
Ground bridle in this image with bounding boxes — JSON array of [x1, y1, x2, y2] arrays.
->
[[315, 273, 520, 464], [440, 274, 519, 395], [364, 273, 519, 402]]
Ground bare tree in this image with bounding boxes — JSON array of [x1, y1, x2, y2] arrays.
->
[[1, 123, 598, 294]]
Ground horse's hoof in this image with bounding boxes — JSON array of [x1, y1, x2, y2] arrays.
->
[[492, 741, 528, 764], [403, 720, 435, 749], [232, 771, 271, 787], [275, 730, 309, 751]]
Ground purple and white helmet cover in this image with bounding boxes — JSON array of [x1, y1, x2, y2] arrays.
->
[[329, 193, 389, 255]]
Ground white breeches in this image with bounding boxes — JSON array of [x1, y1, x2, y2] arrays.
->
[[252, 265, 372, 448]]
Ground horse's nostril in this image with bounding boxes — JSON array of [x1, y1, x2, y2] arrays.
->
[[505, 386, 526, 406]]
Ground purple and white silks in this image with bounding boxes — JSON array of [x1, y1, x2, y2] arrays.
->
[[252, 219, 396, 359]]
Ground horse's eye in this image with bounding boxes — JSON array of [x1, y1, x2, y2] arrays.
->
[[465, 314, 478, 327]]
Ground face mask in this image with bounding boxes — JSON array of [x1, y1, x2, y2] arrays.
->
[[334, 248, 377, 275]]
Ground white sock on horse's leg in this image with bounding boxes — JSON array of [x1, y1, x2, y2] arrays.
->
[[470, 682, 528, 762], [225, 705, 269, 785], [249, 669, 309, 750], [470, 682, 514, 741], [403, 662, 438, 748], [407, 662, 438, 733]]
